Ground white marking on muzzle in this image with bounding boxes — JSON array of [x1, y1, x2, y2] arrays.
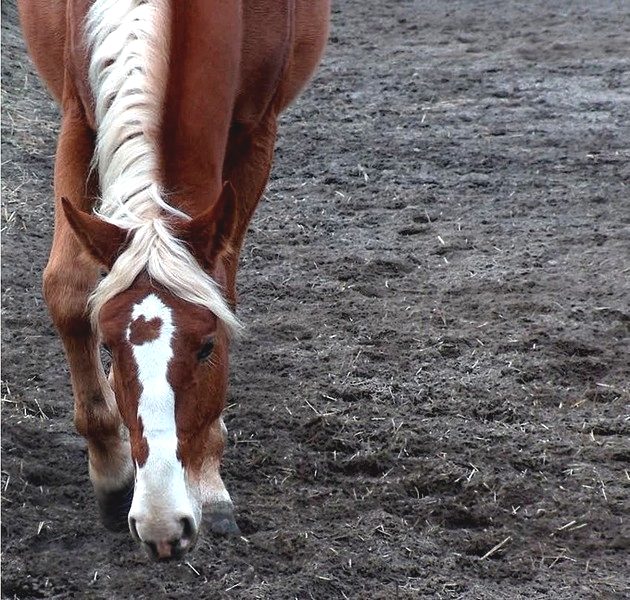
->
[[126, 294, 199, 540]]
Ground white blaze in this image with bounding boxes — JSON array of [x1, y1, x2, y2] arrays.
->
[[126, 294, 198, 534]]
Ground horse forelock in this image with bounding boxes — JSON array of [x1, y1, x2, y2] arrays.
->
[[88, 221, 241, 335], [85, 0, 240, 335]]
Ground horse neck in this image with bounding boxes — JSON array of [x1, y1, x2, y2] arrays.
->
[[158, 1, 243, 217], [86, 0, 243, 221]]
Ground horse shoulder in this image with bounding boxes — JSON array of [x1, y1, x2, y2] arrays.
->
[[233, 1, 293, 127], [275, 0, 331, 112], [19, 0, 96, 127], [18, 0, 66, 102]]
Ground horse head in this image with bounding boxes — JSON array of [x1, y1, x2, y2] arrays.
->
[[62, 184, 241, 560]]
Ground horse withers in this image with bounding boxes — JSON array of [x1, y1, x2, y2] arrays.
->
[[19, 0, 330, 561]]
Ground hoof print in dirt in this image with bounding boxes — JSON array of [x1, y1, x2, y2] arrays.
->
[[94, 481, 135, 533], [204, 502, 241, 536]]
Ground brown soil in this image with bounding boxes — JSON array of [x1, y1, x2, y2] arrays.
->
[[2, 1, 629, 598]]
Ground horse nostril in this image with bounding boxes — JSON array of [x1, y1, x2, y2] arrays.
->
[[145, 541, 160, 561], [180, 516, 195, 541], [129, 517, 140, 541]]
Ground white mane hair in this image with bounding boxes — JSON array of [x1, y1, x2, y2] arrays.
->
[[85, 0, 240, 334]]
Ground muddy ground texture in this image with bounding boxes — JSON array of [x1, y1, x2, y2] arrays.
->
[[2, 0, 629, 598]]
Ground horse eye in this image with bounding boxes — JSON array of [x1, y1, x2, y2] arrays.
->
[[197, 340, 214, 361]]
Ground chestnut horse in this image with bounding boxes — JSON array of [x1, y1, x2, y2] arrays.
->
[[19, 0, 329, 561]]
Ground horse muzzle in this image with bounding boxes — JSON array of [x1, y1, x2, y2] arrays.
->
[[127, 449, 201, 561], [129, 512, 198, 561]]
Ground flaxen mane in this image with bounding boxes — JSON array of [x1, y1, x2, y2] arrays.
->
[[85, 0, 240, 332]]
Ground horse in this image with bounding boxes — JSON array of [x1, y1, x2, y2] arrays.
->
[[18, 0, 330, 561]]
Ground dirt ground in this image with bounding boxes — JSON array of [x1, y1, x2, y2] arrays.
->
[[2, 0, 629, 598]]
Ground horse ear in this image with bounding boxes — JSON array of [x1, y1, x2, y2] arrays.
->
[[61, 197, 128, 269], [181, 182, 237, 269]]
